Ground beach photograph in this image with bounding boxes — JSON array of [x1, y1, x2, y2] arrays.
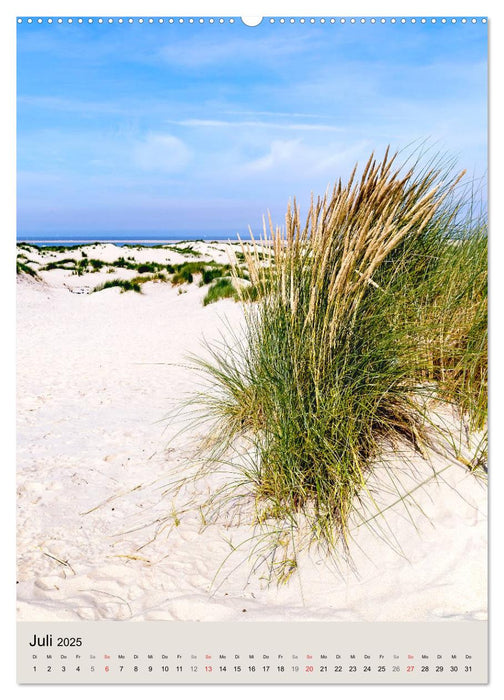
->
[[16, 16, 487, 625]]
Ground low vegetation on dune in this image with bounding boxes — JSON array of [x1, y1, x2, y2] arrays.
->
[[170, 261, 248, 292], [112, 257, 170, 274], [170, 261, 206, 285], [201, 265, 232, 285], [16, 257, 40, 279], [91, 273, 169, 294], [166, 242, 202, 257], [177, 148, 487, 580], [91, 278, 143, 294], [16, 241, 254, 304], [40, 257, 80, 271], [203, 277, 238, 306]]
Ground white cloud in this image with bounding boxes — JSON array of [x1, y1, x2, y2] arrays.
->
[[243, 139, 302, 172], [132, 133, 191, 172], [241, 139, 370, 179]]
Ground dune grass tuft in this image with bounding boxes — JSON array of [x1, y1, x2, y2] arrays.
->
[[91, 272, 168, 294], [203, 278, 238, 306], [180, 148, 486, 575], [92, 278, 142, 293], [168, 244, 202, 257], [171, 261, 207, 285], [40, 258, 78, 271], [201, 265, 232, 285], [16, 258, 40, 278]]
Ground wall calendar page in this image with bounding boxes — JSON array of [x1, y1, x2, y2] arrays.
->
[[15, 6, 488, 687]]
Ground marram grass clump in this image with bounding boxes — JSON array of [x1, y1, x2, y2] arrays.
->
[[178, 148, 486, 578]]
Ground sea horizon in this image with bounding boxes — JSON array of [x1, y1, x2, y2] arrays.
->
[[16, 233, 249, 247]]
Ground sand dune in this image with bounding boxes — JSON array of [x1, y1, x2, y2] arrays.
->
[[16, 244, 487, 622]]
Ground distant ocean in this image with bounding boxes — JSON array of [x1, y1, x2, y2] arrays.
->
[[17, 233, 246, 247]]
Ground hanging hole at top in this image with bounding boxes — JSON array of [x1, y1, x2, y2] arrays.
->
[[241, 17, 263, 27]]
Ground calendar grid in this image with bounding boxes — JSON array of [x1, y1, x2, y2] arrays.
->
[[17, 621, 488, 684]]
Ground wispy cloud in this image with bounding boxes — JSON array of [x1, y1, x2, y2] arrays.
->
[[224, 109, 329, 119], [170, 118, 342, 132]]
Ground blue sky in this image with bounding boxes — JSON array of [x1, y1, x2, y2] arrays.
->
[[17, 18, 487, 238]]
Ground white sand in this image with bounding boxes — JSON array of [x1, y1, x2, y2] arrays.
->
[[16, 245, 487, 622]]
